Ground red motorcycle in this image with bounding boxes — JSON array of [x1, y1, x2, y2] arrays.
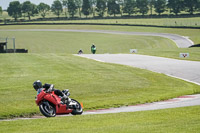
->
[[35, 89, 83, 117]]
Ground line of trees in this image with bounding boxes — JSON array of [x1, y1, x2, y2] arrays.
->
[[0, 6, 2, 16], [3, 0, 200, 21]]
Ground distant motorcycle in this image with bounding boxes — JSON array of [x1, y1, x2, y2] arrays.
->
[[35, 89, 83, 117]]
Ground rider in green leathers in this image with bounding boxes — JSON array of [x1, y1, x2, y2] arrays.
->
[[91, 44, 96, 54]]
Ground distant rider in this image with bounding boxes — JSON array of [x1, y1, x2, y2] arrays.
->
[[78, 49, 83, 54], [33, 80, 68, 102], [91, 44, 96, 54]]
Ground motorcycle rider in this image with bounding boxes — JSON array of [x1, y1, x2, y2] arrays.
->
[[91, 44, 96, 54], [33, 80, 68, 103]]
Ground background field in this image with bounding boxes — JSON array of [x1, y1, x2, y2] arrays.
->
[[1, 106, 200, 133], [23, 17, 200, 27], [1, 9, 200, 27], [0, 25, 199, 120], [0, 25, 200, 61], [1, 17, 200, 28], [0, 30, 177, 54]]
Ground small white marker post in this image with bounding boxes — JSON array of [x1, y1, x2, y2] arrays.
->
[[130, 49, 137, 53], [180, 53, 189, 58]]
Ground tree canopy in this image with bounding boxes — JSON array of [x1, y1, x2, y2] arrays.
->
[[123, 0, 137, 16], [96, 0, 106, 17], [90, 0, 97, 17], [61, 0, 68, 17], [38, 3, 50, 18], [107, 0, 120, 16], [154, 0, 166, 15], [75, 0, 83, 17], [68, 0, 78, 18], [184, 0, 199, 15], [0, 6, 2, 16], [21, 1, 38, 20], [136, 0, 149, 15], [51, 0, 63, 18], [82, 0, 91, 18], [4, 0, 200, 20], [167, 0, 184, 15], [7, 1, 22, 21]]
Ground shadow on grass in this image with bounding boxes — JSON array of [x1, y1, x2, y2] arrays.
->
[[189, 44, 200, 48]]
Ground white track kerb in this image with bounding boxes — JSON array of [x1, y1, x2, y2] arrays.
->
[[84, 94, 200, 115], [2, 94, 200, 121]]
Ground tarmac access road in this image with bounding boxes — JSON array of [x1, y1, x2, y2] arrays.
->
[[0, 29, 194, 48]]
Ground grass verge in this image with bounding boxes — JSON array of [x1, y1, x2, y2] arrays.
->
[[0, 106, 200, 133]]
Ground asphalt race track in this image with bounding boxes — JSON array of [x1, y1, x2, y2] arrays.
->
[[78, 54, 200, 85], [0, 29, 194, 48]]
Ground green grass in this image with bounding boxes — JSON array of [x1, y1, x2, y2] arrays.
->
[[0, 25, 200, 61], [21, 17, 200, 27], [0, 30, 177, 53], [0, 25, 199, 119], [1, 106, 200, 133], [1, 9, 200, 27], [0, 53, 199, 119], [0, 25, 199, 44]]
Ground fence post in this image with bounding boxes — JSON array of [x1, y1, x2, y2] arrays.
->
[[13, 37, 16, 53], [5, 37, 8, 52]]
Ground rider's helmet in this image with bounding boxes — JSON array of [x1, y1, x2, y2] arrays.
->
[[33, 80, 42, 91]]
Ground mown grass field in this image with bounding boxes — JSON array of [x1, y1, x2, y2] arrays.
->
[[23, 17, 200, 27], [2, 17, 200, 28], [0, 30, 177, 53], [1, 25, 199, 44], [0, 53, 199, 119], [0, 24, 199, 132], [0, 25, 200, 61], [1, 106, 200, 133]]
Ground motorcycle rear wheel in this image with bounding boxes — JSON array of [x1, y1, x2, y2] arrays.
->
[[39, 102, 56, 117], [71, 99, 83, 115]]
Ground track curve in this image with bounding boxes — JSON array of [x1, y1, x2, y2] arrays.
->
[[78, 54, 200, 85], [0, 29, 194, 48]]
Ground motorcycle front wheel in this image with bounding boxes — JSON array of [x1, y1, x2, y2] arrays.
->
[[71, 99, 83, 115], [39, 101, 56, 117]]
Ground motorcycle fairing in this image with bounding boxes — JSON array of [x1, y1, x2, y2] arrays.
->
[[36, 89, 73, 115]]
